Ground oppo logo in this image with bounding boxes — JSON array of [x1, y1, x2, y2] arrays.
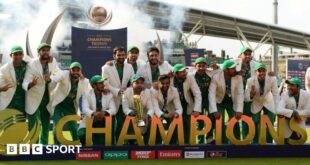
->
[[103, 151, 128, 159]]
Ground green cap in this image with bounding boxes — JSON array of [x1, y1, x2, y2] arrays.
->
[[222, 60, 236, 70], [37, 43, 51, 51], [128, 46, 139, 52], [90, 75, 107, 85], [194, 57, 208, 64], [173, 63, 186, 73], [10, 45, 23, 54], [254, 63, 267, 71], [131, 74, 144, 84], [240, 47, 252, 55], [70, 62, 82, 69], [286, 77, 301, 86]]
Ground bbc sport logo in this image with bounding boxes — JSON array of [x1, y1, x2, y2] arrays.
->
[[6, 144, 81, 155]]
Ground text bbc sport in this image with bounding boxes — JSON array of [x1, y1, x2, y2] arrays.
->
[[6, 144, 81, 155]]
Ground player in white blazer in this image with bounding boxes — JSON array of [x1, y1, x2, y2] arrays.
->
[[0, 46, 28, 115], [191, 57, 219, 144], [125, 46, 146, 73], [48, 62, 91, 144], [137, 47, 172, 89], [234, 47, 259, 140], [277, 77, 310, 143], [151, 74, 182, 144], [244, 63, 279, 143], [171, 63, 202, 144], [102, 46, 135, 143], [122, 74, 154, 145], [209, 60, 244, 144], [22, 43, 60, 144], [78, 75, 116, 145]]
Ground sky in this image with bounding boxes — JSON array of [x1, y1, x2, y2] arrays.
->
[[155, 0, 310, 59], [0, 0, 310, 62]]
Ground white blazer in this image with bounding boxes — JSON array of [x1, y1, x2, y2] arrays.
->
[[101, 62, 134, 110], [22, 57, 59, 115], [47, 70, 91, 116], [244, 75, 279, 114], [0, 61, 27, 110], [79, 89, 116, 129], [125, 59, 146, 73], [122, 87, 154, 118], [171, 74, 202, 115], [305, 67, 310, 92], [151, 86, 183, 117], [277, 90, 310, 138], [208, 71, 244, 114], [137, 61, 172, 88]]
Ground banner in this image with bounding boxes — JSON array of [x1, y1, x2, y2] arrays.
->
[[71, 27, 127, 78], [184, 49, 205, 66], [0, 109, 309, 160], [286, 59, 310, 89]]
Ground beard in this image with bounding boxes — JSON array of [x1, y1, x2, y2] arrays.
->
[[288, 89, 299, 97], [97, 87, 105, 92], [149, 59, 158, 65], [41, 54, 49, 61], [116, 58, 125, 64], [71, 73, 80, 79]]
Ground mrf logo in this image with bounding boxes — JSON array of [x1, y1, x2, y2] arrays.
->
[[131, 150, 155, 159]]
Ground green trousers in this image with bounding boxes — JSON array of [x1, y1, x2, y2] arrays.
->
[[7, 99, 26, 121], [216, 96, 241, 144], [125, 115, 151, 145], [252, 107, 275, 144], [113, 106, 125, 145], [78, 118, 106, 146], [182, 112, 191, 144], [155, 117, 178, 145], [242, 102, 252, 140], [28, 95, 50, 145], [53, 97, 78, 145], [197, 107, 215, 144]]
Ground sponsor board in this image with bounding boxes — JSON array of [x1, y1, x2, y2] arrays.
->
[[76, 151, 101, 160], [184, 151, 205, 159], [206, 151, 227, 158], [103, 151, 128, 160], [131, 150, 155, 159], [158, 150, 182, 159]]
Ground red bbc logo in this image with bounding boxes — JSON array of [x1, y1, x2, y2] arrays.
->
[[158, 150, 182, 159], [76, 151, 102, 160], [131, 150, 155, 159]]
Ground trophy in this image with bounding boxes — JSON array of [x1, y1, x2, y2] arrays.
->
[[133, 95, 146, 127]]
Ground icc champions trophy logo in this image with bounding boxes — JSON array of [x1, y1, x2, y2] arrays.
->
[[0, 109, 40, 155]]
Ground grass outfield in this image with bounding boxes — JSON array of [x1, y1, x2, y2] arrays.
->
[[1, 159, 310, 165]]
